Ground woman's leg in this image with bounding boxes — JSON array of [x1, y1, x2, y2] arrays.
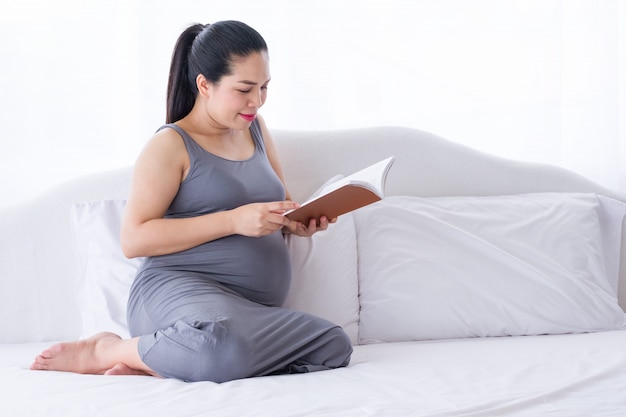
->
[[30, 332, 158, 376], [128, 273, 352, 382], [31, 274, 352, 381]]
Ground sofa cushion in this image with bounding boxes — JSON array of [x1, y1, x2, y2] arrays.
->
[[284, 213, 359, 344], [71, 200, 139, 339], [72, 199, 360, 343], [354, 193, 626, 344]]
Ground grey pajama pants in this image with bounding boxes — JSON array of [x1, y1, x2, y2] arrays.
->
[[127, 270, 352, 382]]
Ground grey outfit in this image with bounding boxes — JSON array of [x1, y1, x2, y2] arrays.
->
[[127, 121, 352, 382]]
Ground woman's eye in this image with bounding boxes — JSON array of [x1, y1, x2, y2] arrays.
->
[[238, 89, 252, 93]]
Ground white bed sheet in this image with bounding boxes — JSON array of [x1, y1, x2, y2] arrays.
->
[[2, 331, 626, 417]]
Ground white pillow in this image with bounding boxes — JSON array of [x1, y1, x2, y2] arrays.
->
[[283, 213, 360, 344], [72, 199, 360, 344], [354, 193, 626, 344], [71, 200, 139, 339]]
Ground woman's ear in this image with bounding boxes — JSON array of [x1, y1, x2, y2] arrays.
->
[[196, 74, 211, 98]]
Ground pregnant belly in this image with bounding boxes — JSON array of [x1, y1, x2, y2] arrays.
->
[[149, 232, 292, 306]]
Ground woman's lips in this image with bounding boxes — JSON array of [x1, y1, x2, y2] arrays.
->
[[239, 113, 256, 122]]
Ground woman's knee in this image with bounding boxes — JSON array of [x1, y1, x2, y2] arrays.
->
[[141, 319, 252, 383], [320, 326, 353, 368]]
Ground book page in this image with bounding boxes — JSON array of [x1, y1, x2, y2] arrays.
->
[[285, 156, 395, 222], [302, 156, 395, 205]]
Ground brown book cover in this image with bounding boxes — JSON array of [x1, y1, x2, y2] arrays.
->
[[285, 156, 395, 224]]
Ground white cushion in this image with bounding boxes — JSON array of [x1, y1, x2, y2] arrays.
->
[[71, 200, 139, 339], [283, 213, 360, 344], [71, 199, 360, 344], [354, 193, 626, 344]]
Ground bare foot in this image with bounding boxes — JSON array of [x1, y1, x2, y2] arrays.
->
[[30, 332, 124, 375], [104, 363, 152, 377]]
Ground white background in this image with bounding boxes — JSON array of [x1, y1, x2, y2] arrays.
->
[[1, 0, 625, 207]]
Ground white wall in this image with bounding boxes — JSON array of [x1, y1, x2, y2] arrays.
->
[[1, 0, 624, 207]]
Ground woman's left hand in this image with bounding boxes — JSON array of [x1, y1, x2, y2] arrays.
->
[[283, 216, 337, 237]]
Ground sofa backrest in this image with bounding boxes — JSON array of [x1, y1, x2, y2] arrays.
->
[[271, 127, 625, 202]]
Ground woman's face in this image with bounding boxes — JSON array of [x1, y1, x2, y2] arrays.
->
[[205, 51, 270, 129]]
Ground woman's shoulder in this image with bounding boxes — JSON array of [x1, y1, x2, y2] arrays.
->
[[137, 125, 189, 169], [149, 124, 188, 148], [154, 123, 186, 139], [255, 114, 269, 133], [254, 114, 274, 143]]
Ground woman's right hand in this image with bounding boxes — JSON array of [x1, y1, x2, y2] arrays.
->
[[229, 201, 299, 237]]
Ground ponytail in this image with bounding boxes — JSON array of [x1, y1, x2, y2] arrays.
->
[[166, 24, 205, 124], [165, 21, 268, 124]]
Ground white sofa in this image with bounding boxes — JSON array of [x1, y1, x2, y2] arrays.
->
[[2, 126, 626, 416]]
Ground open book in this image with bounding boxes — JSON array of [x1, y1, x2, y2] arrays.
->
[[285, 156, 396, 224]]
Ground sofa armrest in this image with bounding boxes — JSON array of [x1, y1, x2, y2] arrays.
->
[[0, 167, 132, 343]]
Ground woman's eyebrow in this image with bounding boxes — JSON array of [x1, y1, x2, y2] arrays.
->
[[237, 78, 271, 85]]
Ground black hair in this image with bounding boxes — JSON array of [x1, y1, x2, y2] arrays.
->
[[166, 20, 268, 123]]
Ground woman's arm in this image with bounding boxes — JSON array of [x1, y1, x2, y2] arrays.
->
[[120, 127, 296, 258], [120, 128, 228, 258]]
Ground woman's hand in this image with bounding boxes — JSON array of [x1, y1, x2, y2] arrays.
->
[[283, 215, 337, 237], [229, 201, 337, 238], [229, 201, 299, 237]]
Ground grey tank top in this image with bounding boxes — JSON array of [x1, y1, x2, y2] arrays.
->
[[135, 121, 292, 306]]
